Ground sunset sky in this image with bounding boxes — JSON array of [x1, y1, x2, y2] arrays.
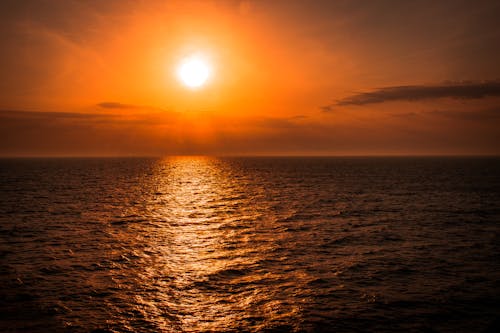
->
[[1, 0, 499, 156]]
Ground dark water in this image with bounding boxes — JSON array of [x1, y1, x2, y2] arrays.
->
[[1, 157, 499, 333]]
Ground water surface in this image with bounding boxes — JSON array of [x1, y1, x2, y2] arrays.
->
[[1, 157, 499, 332]]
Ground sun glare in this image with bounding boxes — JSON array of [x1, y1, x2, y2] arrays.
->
[[177, 56, 211, 88]]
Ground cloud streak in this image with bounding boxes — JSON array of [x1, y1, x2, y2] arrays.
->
[[334, 81, 500, 106], [97, 102, 141, 109], [429, 108, 500, 121]]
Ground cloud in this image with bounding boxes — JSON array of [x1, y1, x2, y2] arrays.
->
[[0, 109, 111, 121], [97, 102, 141, 109], [428, 108, 500, 121], [389, 108, 500, 121], [96, 102, 173, 115], [320, 105, 334, 112], [1, 107, 499, 156], [0, 109, 179, 156], [333, 81, 500, 107], [0, 108, 175, 128]]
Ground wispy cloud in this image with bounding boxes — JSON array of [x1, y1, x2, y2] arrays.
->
[[96, 102, 172, 115], [0, 109, 179, 156], [332, 81, 500, 107], [389, 108, 500, 121], [0, 109, 174, 128], [97, 102, 142, 109], [0, 109, 111, 121], [428, 108, 500, 121], [319, 105, 334, 112]]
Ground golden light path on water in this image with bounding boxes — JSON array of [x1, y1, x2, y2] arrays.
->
[[126, 156, 306, 332]]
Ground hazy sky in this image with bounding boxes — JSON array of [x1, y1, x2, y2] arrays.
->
[[1, 0, 499, 156]]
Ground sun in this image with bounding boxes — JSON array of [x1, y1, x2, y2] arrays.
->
[[177, 55, 211, 89]]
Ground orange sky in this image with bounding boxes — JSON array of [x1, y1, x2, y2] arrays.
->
[[1, 0, 499, 156]]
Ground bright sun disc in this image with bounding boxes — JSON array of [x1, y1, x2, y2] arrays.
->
[[177, 56, 211, 88]]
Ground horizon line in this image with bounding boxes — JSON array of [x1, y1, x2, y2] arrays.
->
[[1, 153, 499, 159]]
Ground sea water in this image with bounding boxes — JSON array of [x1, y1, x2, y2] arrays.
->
[[1, 157, 499, 332]]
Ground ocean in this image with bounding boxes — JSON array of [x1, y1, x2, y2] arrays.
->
[[1, 157, 499, 332]]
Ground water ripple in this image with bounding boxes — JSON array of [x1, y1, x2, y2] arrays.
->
[[0, 157, 499, 332]]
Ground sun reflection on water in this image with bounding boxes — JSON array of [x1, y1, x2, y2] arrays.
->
[[140, 156, 304, 332]]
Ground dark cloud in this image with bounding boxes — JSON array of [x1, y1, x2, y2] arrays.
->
[[389, 108, 500, 121], [0, 109, 177, 156], [428, 108, 500, 121], [320, 105, 334, 112], [0, 109, 174, 129], [0, 109, 111, 121], [96, 102, 172, 115], [333, 81, 500, 107], [97, 102, 140, 109]]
